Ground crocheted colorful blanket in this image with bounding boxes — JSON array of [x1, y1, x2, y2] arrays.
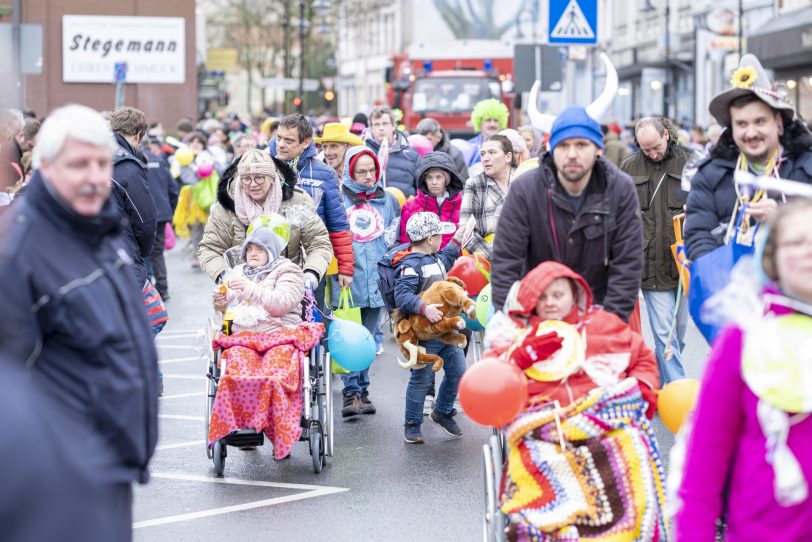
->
[[501, 378, 669, 541]]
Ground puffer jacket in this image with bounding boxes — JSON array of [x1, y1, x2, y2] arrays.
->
[[491, 154, 643, 322], [400, 151, 463, 247], [227, 259, 305, 334], [197, 157, 332, 282], [0, 172, 158, 484], [435, 130, 469, 180], [268, 138, 354, 275], [684, 119, 812, 260], [365, 132, 421, 198], [620, 141, 690, 290], [329, 146, 400, 308]]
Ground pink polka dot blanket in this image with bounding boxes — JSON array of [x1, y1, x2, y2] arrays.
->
[[500, 378, 669, 541], [207, 322, 324, 459]]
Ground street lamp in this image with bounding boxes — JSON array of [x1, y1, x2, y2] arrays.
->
[[296, 0, 331, 113]]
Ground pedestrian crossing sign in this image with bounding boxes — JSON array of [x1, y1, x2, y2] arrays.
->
[[549, 0, 598, 45]]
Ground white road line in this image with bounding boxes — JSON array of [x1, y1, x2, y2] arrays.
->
[[160, 391, 205, 400], [158, 329, 201, 335], [162, 374, 205, 380], [133, 473, 348, 529], [154, 440, 206, 451], [159, 356, 203, 364], [157, 333, 200, 341], [159, 414, 205, 421], [157, 344, 194, 350]]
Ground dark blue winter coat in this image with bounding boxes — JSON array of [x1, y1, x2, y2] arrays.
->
[[111, 133, 157, 287], [365, 132, 422, 198], [684, 120, 812, 260], [268, 138, 354, 275], [393, 241, 461, 316], [143, 148, 179, 223], [0, 172, 159, 485]]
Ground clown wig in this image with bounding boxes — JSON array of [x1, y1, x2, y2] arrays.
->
[[470, 99, 510, 133]]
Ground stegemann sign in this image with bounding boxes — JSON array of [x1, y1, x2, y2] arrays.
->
[[62, 15, 186, 84]]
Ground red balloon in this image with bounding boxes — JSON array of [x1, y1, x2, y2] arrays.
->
[[459, 358, 528, 427], [448, 254, 491, 295]]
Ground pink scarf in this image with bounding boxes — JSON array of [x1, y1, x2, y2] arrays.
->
[[234, 178, 283, 226]]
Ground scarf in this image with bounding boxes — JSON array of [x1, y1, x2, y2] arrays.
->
[[234, 178, 283, 227], [242, 256, 285, 282]]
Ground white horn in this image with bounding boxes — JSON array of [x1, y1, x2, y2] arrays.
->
[[585, 52, 618, 122], [527, 80, 557, 133]]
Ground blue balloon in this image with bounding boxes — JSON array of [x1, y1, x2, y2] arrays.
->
[[327, 319, 376, 372], [462, 311, 484, 332]]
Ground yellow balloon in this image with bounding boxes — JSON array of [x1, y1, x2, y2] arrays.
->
[[175, 147, 195, 166], [385, 186, 406, 207], [657, 378, 700, 433], [326, 256, 339, 276]]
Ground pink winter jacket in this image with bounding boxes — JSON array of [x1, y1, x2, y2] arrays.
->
[[399, 189, 462, 248], [227, 258, 305, 334]]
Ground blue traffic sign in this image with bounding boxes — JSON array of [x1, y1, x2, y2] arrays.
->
[[549, 0, 598, 46], [114, 62, 128, 83]]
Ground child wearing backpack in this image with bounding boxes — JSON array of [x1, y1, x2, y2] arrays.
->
[[392, 212, 467, 444]]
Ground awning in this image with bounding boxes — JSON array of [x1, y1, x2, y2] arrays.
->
[[748, 8, 812, 71]]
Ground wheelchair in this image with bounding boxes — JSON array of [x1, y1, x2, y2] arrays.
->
[[203, 317, 335, 476]]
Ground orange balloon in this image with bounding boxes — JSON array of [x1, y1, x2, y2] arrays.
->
[[657, 378, 700, 433], [459, 358, 528, 427]]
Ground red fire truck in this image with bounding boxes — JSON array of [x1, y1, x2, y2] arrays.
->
[[385, 52, 514, 139]]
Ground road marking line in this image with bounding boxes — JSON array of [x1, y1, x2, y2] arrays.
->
[[159, 356, 202, 364], [160, 391, 205, 400], [157, 344, 194, 350], [133, 473, 348, 529], [162, 374, 205, 380], [159, 414, 205, 421], [154, 440, 205, 451], [157, 333, 200, 341], [158, 328, 201, 335]]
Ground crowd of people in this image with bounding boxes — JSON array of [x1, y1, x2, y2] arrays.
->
[[1, 50, 812, 540]]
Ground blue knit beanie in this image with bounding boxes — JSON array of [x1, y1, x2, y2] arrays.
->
[[549, 106, 604, 151]]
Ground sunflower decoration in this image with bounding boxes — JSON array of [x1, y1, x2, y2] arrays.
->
[[731, 66, 758, 90]]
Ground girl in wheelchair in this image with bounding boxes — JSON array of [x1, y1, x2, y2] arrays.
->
[[208, 220, 323, 460], [483, 262, 667, 541]]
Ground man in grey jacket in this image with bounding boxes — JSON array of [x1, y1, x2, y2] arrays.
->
[[416, 117, 469, 181]]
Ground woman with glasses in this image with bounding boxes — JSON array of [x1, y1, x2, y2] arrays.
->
[[330, 146, 400, 418], [459, 133, 516, 259], [198, 149, 332, 286]]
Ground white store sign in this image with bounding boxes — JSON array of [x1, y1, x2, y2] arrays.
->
[[63, 15, 185, 84]]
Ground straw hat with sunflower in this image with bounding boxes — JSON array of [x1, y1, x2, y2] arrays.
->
[[709, 54, 795, 127]]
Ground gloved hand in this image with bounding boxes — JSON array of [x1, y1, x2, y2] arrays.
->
[[638, 381, 657, 419], [304, 271, 320, 290], [509, 331, 564, 370]]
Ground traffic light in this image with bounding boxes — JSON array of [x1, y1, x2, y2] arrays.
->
[[323, 90, 335, 106], [293, 96, 303, 112]]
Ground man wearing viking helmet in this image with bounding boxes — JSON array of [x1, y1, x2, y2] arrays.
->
[[491, 54, 644, 324], [684, 54, 812, 260]]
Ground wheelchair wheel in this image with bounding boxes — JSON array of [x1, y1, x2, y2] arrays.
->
[[309, 422, 324, 474], [321, 346, 334, 457], [205, 352, 220, 460], [482, 437, 506, 542], [213, 440, 226, 477]]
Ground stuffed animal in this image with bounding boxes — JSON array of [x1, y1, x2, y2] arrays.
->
[[393, 276, 476, 371]]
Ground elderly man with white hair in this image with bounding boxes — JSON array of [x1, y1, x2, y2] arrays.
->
[[0, 104, 159, 542]]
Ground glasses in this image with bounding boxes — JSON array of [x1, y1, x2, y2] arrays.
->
[[353, 168, 377, 179], [240, 175, 271, 186]]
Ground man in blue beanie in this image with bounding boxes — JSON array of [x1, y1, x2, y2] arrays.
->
[[490, 105, 644, 323]]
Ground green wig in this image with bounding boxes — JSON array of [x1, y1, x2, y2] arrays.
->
[[471, 99, 509, 133]]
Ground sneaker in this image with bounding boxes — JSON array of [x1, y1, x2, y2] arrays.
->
[[376, 344, 384, 355], [423, 395, 435, 416], [342, 394, 362, 418], [359, 391, 376, 415], [430, 410, 463, 437], [404, 421, 424, 444]]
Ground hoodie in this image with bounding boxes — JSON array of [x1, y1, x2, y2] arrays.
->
[[503, 261, 658, 410], [400, 151, 464, 247]]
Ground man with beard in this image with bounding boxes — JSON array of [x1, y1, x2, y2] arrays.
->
[[491, 105, 643, 322], [621, 117, 691, 383], [315, 122, 362, 180], [685, 54, 812, 260]]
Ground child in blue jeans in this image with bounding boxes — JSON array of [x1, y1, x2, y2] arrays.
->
[[394, 212, 467, 443]]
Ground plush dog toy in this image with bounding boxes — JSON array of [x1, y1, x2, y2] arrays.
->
[[393, 276, 476, 371]]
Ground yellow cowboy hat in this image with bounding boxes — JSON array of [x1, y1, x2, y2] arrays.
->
[[315, 122, 363, 146]]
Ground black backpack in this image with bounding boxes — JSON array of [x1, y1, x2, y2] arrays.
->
[[377, 242, 410, 314]]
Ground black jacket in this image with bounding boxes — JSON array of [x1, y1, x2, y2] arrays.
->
[[684, 119, 812, 260], [435, 130, 469, 181], [111, 133, 157, 287], [491, 154, 643, 321], [143, 148, 179, 223], [0, 172, 159, 484]]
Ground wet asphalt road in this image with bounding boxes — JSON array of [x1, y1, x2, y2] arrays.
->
[[133, 245, 709, 542]]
